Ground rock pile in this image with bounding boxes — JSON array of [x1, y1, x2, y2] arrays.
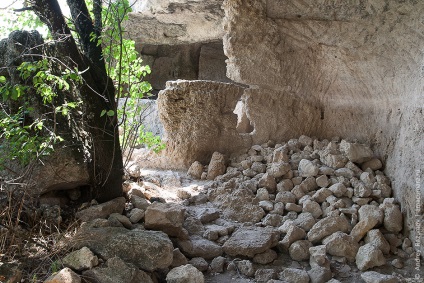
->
[[46, 136, 415, 283]]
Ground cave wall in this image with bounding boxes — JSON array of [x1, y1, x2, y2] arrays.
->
[[129, 0, 423, 253], [223, 0, 423, 254], [138, 41, 232, 95]]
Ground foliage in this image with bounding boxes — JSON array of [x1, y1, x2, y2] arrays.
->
[[98, 0, 165, 155], [0, 0, 164, 170], [0, 59, 82, 168]]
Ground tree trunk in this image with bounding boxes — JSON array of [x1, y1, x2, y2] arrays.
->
[[32, 0, 123, 202]]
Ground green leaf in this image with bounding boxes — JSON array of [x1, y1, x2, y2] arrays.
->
[[0, 76, 6, 83], [36, 121, 43, 130], [107, 110, 115, 117], [100, 110, 107, 117]]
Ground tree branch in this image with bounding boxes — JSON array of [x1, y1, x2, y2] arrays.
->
[[13, 7, 34, 12], [66, 0, 106, 74]]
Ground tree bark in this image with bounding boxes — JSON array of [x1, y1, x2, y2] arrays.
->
[[32, 0, 123, 202]]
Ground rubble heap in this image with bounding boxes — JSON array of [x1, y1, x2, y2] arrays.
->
[[44, 136, 415, 283]]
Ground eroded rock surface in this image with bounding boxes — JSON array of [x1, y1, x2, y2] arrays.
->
[[157, 80, 249, 168]]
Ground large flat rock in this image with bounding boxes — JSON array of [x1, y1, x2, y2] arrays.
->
[[73, 227, 173, 272]]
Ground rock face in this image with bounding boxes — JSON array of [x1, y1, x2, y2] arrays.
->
[[126, 0, 224, 45], [157, 80, 249, 168], [73, 227, 173, 272], [149, 0, 424, 256], [221, 0, 424, 254]]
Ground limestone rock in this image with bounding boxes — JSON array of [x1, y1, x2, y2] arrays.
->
[[316, 175, 330, 188], [268, 162, 291, 178], [158, 81, 247, 168], [319, 149, 347, 169], [253, 249, 278, 264], [293, 212, 316, 231], [183, 216, 205, 236], [360, 271, 399, 283], [356, 243, 386, 271], [82, 257, 153, 283], [350, 219, 378, 243], [207, 152, 227, 180], [309, 245, 330, 269], [262, 214, 283, 227], [255, 269, 277, 283], [365, 229, 391, 255], [289, 240, 312, 261], [307, 266, 332, 283], [166, 264, 205, 283], [298, 159, 319, 177], [108, 213, 132, 229], [145, 202, 187, 238], [178, 236, 223, 259], [188, 205, 220, 224], [73, 227, 173, 272], [322, 232, 359, 261], [76, 197, 126, 222], [29, 148, 89, 196], [353, 182, 372, 198], [223, 227, 279, 257], [203, 224, 228, 240], [259, 200, 274, 212], [210, 256, 226, 273], [358, 205, 384, 225], [350, 205, 383, 242], [45, 268, 81, 283], [62, 247, 98, 271], [307, 216, 350, 244], [312, 188, 333, 203], [361, 158, 383, 171], [299, 135, 313, 147], [127, 163, 141, 178], [273, 146, 290, 163], [259, 173, 277, 192], [171, 248, 188, 268], [188, 257, 209, 272], [335, 168, 354, 178], [130, 195, 151, 210], [235, 260, 255, 277], [280, 268, 309, 283], [275, 191, 296, 204], [279, 225, 306, 252], [383, 203, 403, 233], [128, 208, 145, 223], [127, 0, 224, 45], [339, 140, 373, 163], [328, 183, 347, 198], [187, 161, 204, 179], [302, 200, 323, 219], [209, 186, 265, 223]]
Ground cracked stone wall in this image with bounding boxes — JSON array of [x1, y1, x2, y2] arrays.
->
[[223, 0, 424, 255]]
